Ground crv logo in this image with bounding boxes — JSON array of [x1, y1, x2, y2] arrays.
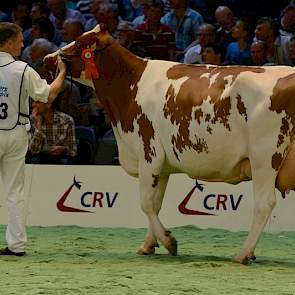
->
[[178, 181, 243, 216], [56, 177, 119, 213]]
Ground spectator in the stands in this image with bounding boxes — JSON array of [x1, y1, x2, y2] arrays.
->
[[47, 0, 86, 31], [189, 0, 213, 23], [201, 43, 223, 65], [21, 37, 58, 68], [85, 0, 108, 31], [28, 98, 77, 165], [118, 0, 142, 21], [23, 3, 62, 47], [76, 0, 93, 21], [59, 18, 84, 47], [255, 16, 292, 65], [280, 3, 295, 37], [224, 18, 252, 65], [116, 21, 138, 52], [0, 1, 30, 30], [184, 23, 215, 64], [214, 6, 236, 52], [132, 0, 152, 27], [24, 16, 56, 46], [21, 17, 57, 62], [161, 0, 204, 59], [30, 2, 50, 21], [250, 40, 271, 66], [95, 3, 119, 35], [135, 0, 175, 60]]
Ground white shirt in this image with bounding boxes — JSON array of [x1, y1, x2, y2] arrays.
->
[[0, 52, 50, 127], [184, 44, 202, 64]]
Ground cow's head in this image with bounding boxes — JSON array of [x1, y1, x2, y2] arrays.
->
[[44, 24, 113, 85]]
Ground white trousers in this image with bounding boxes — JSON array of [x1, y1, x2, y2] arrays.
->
[[0, 126, 28, 252]]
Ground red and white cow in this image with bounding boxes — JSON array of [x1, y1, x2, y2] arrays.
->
[[45, 24, 295, 264]]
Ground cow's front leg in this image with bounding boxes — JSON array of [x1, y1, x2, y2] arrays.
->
[[233, 169, 277, 264], [138, 171, 177, 256], [137, 173, 168, 255], [137, 225, 159, 255]]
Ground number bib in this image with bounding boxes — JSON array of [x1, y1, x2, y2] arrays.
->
[[0, 61, 28, 130]]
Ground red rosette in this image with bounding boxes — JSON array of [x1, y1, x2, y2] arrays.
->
[[81, 48, 99, 80]]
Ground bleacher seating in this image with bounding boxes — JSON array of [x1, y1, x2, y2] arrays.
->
[[75, 126, 97, 164]]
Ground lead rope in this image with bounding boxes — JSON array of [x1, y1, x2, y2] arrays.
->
[[55, 57, 73, 104]]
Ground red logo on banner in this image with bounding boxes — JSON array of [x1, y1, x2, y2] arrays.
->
[[178, 181, 243, 215], [178, 181, 216, 216], [56, 177, 93, 213]]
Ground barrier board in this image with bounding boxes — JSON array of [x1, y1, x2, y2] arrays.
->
[[0, 165, 294, 232]]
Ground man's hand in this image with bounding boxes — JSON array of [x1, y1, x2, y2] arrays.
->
[[32, 107, 42, 130], [56, 55, 67, 74], [48, 146, 67, 156]]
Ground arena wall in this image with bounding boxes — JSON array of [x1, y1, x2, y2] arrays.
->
[[0, 165, 294, 232]]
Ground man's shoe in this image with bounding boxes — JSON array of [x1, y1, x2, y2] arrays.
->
[[0, 247, 25, 256]]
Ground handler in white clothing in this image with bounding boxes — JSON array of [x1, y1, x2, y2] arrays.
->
[[0, 22, 66, 256]]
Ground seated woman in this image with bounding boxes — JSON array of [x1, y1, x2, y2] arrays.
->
[[135, 0, 175, 60]]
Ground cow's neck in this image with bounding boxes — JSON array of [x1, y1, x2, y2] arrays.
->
[[93, 43, 148, 133]]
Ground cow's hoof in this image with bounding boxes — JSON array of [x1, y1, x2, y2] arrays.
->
[[165, 235, 177, 256], [137, 245, 157, 255], [233, 254, 251, 265]]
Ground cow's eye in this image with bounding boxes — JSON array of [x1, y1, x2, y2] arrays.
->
[[75, 41, 82, 50]]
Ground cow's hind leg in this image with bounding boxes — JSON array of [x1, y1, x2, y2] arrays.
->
[[138, 172, 177, 256], [234, 169, 277, 264]]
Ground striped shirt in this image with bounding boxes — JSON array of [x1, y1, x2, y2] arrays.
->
[[76, 0, 93, 21]]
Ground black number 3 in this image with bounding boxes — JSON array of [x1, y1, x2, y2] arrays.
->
[[0, 102, 8, 119]]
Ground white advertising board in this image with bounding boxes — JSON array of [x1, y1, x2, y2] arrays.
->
[[0, 165, 294, 232]]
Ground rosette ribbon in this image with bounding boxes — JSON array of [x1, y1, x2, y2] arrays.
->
[[81, 48, 99, 80]]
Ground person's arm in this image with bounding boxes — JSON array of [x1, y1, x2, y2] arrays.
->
[[47, 56, 67, 104], [28, 114, 46, 154]]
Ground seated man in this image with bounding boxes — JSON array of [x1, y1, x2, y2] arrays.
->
[[183, 23, 215, 64], [28, 98, 77, 164], [21, 37, 58, 68], [255, 16, 292, 65], [59, 18, 84, 48], [116, 21, 137, 52], [250, 40, 272, 66], [161, 0, 203, 61], [135, 0, 175, 60]]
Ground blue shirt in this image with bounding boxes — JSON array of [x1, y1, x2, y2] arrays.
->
[[161, 8, 203, 51], [225, 42, 251, 65]]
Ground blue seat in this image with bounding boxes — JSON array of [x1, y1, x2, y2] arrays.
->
[[75, 126, 97, 164], [94, 129, 119, 165]]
